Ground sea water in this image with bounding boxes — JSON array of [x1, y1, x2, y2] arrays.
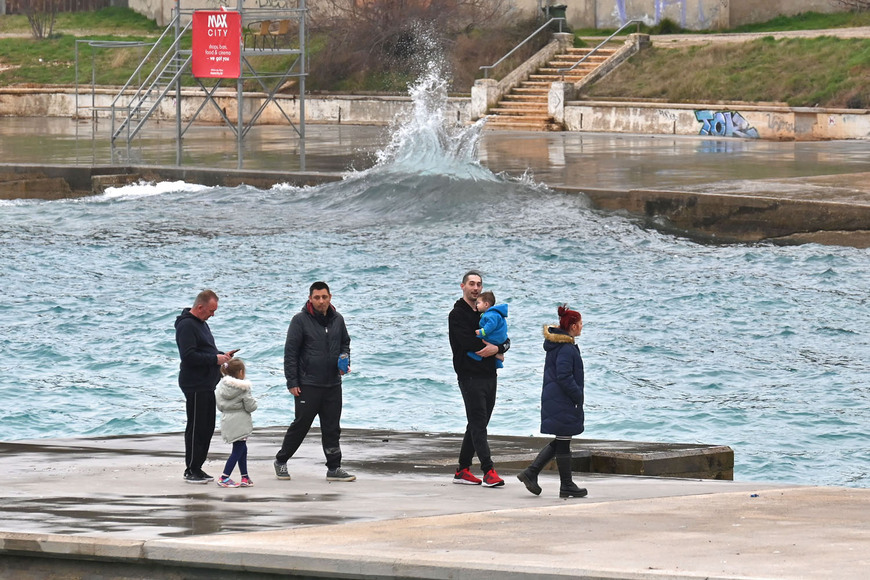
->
[[1, 67, 868, 489]]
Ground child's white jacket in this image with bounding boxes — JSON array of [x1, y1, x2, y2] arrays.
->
[[215, 376, 258, 443]]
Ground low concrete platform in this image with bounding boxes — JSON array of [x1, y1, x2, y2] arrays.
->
[[1, 429, 867, 579]]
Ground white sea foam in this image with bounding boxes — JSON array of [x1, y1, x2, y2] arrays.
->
[[100, 180, 215, 200]]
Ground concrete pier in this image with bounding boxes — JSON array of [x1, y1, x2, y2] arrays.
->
[[0, 428, 867, 579]]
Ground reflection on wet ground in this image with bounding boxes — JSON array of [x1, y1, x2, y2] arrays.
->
[[1, 428, 746, 539], [4, 117, 870, 194]]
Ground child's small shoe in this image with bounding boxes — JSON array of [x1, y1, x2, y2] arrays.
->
[[217, 475, 239, 488], [240, 476, 254, 487]]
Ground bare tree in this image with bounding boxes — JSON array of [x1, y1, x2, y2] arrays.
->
[[830, 0, 870, 11], [21, 0, 60, 40], [307, 0, 525, 91]]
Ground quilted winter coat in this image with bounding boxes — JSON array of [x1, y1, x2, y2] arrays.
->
[[540, 325, 585, 437], [215, 375, 258, 443]]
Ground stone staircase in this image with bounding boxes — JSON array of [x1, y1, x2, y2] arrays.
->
[[486, 46, 619, 131]]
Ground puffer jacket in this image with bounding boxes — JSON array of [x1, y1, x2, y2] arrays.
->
[[215, 376, 258, 443], [284, 302, 350, 389], [540, 325, 585, 436]]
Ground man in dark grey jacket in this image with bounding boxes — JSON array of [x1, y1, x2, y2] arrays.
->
[[274, 281, 355, 482]]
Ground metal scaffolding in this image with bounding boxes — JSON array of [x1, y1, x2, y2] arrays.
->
[[107, 0, 307, 167]]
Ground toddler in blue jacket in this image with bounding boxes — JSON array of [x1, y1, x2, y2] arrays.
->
[[468, 291, 508, 369]]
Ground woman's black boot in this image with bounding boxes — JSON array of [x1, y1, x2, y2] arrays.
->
[[516, 444, 556, 495], [556, 454, 588, 498]]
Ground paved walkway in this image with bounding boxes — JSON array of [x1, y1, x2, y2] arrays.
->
[[1, 428, 868, 579], [648, 26, 870, 46]]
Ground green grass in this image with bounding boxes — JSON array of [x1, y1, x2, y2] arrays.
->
[[0, 33, 165, 85], [731, 10, 870, 33], [2, 7, 870, 103], [585, 36, 870, 108], [0, 7, 162, 35]]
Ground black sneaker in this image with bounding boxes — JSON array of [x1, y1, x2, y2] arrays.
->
[[326, 467, 356, 482], [195, 470, 215, 482], [274, 460, 291, 480], [184, 471, 210, 484]]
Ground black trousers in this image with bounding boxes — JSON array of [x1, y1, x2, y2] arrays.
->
[[457, 375, 497, 473], [184, 390, 216, 473], [276, 385, 343, 470]]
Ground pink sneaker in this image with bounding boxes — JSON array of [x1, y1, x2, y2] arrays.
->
[[240, 476, 254, 487], [217, 476, 239, 488], [453, 467, 482, 485]]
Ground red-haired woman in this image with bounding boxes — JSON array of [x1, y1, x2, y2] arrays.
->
[[517, 304, 588, 498]]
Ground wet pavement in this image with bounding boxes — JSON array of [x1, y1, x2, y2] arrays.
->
[[0, 428, 735, 539], [4, 117, 870, 194], [1, 428, 868, 579]]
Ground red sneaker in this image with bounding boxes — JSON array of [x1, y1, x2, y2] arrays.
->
[[482, 469, 505, 487], [453, 467, 482, 485]]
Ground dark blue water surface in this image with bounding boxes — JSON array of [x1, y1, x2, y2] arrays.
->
[[1, 71, 868, 489]]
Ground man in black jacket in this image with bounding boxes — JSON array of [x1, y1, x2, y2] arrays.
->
[[448, 270, 509, 487], [175, 289, 238, 484], [275, 281, 355, 482]]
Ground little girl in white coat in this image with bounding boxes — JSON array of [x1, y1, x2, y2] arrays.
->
[[215, 358, 258, 488]]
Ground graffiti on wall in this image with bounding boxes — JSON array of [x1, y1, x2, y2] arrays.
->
[[695, 110, 760, 138], [615, 0, 688, 28], [612, 0, 723, 30]]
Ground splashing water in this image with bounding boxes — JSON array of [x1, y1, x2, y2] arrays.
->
[[369, 48, 492, 180]]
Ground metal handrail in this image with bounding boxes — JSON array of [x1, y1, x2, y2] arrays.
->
[[479, 18, 567, 79], [557, 19, 642, 79], [110, 13, 181, 110], [111, 14, 193, 141]]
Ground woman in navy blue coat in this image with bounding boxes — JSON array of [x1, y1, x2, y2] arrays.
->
[[517, 304, 587, 498]]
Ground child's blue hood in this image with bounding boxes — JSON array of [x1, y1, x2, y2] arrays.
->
[[489, 303, 508, 318]]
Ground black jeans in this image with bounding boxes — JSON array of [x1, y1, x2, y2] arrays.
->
[[276, 385, 343, 470], [457, 375, 497, 473], [184, 390, 216, 474]]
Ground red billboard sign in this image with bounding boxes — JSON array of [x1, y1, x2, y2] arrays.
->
[[191, 10, 241, 79]]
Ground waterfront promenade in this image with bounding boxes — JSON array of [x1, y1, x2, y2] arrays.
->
[[2, 428, 868, 579]]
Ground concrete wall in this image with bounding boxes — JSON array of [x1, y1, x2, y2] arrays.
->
[[561, 100, 870, 141], [133, 0, 300, 28], [570, 0, 730, 30], [502, 0, 847, 31], [128, 0, 850, 30], [2, 89, 868, 140], [0, 87, 467, 126]]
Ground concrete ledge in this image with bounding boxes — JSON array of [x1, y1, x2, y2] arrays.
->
[[568, 185, 870, 244], [0, 533, 144, 560], [494, 436, 733, 480], [0, 163, 344, 198]]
